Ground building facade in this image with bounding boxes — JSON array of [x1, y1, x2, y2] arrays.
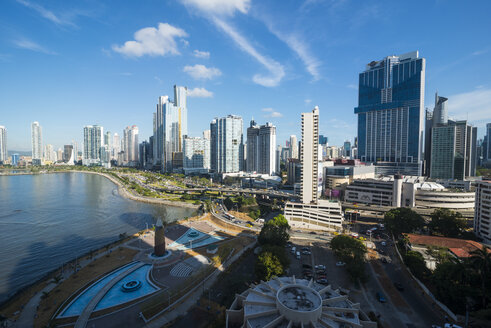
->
[[475, 181, 491, 244], [301, 106, 320, 204], [354, 51, 425, 176], [183, 136, 210, 173], [0, 126, 6, 164], [123, 125, 139, 165], [289, 135, 298, 159], [83, 125, 103, 165], [210, 115, 244, 173], [153, 86, 188, 172], [246, 120, 276, 175], [31, 121, 43, 161]]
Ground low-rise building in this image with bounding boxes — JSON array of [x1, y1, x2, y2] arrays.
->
[[284, 200, 344, 231]]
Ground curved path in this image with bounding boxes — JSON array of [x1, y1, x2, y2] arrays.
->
[[74, 262, 146, 328]]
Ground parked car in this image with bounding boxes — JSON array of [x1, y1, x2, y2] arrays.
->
[[381, 241, 387, 246], [394, 282, 404, 291], [336, 262, 345, 267], [316, 278, 329, 285], [302, 264, 312, 269], [315, 264, 326, 270], [296, 251, 301, 259], [302, 250, 311, 255], [376, 292, 386, 303]]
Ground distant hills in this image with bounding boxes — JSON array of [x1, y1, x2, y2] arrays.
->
[[8, 150, 32, 156]]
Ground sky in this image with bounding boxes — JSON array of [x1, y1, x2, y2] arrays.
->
[[1, 0, 491, 151]]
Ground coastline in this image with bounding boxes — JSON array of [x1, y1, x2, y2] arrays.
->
[[0, 170, 199, 210]]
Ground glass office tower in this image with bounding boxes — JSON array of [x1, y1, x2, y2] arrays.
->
[[354, 51, 425, 176]]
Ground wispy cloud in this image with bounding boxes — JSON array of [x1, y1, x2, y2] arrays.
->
[[304, 99, 312, 104], [120, 72, 132, 76], [180, 0, 285, 87], [183, 64, 221, 80], [154, 76, 163, 84], [112, 23, 188, 57], [187, 87, 213, 98], [193, 50, 210, 58], [13, 39, 56, 55], [448, 87, 491, 124], [262, 107, 283, 118], [16, 0, 78, 27], [347, 83, 358, 90], [472, 49, 488, 56]]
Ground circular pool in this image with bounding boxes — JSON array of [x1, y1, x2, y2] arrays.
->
[[188, 231, 200, 238], [121, 280, 142, 292]]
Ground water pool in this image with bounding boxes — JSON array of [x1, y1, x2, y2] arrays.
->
[[59, 262, 138, 318], [95, 264, 158, 310], [168, 228, 224, 250]]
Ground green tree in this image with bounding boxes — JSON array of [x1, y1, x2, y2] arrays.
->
[[223, 197, 234, 211], [384, 208, 425, 237], [255, 251, 283, 281], [404, 251, 430, 280], [260, 244, 290, 268], [330, 235, 367, 282], [428, 208, 467, 238], [258, 214, 290, 247], [470, 245, 491, 308]]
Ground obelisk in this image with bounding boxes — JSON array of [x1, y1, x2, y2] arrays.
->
[[154, 218, 166, 256]]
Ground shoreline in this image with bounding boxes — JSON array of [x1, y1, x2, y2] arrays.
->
[[0, 169, 199, 210]]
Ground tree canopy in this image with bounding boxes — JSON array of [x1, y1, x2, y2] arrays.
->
[[428, 208, 467, 238], [258, 214, 290, 247], [330, 235, 367, 282], [384, 208, 425, 237], [255, 251, 284, 281]]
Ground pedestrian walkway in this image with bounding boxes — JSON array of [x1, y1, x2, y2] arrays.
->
[[170, 263, 193, 277]]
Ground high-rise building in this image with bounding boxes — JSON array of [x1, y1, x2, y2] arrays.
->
[[210, 115, 244, 173], [31, 121, 43, 161], [11, 153, 19, 166], [475, 180, 491, 244], [104, 131, 112, 159], [113, 133, 120, 160], [289, 135, 298, 159], [63, 145, 74, 163], [0, 126, 7, 164], [153, 85, 188, 172], [123, 125, 139, 165], [430, 120, 477, 180], [484, 123, 491, 164], [139, 140, 152, 168], [424, 93, 449, 175], [246, 120, 277, 175], [319, 135, 328, 146], [72, 140, 79, 162], [44, 144, 55, 162], [83, 125, 103, 165], [355, 51, 425, 176], [183, 136, 210, 173], [343, 141, 351, 158], [301, 106, 320, 204]]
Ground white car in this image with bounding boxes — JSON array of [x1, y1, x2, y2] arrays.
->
[[381, 241, 387, 246], [315, 264, 326, 270], [336, 262, 346, 267]]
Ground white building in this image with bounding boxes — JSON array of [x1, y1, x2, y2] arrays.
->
[[83, 125, 103, 166], [123, 125, 139, 165], [246, 120, 277, 175], [0, 126, 7, 164], [284, 107, 344, 230], [31, 121, 42, 161], [289, 134, 298, 159], [183, 136, 210, 173], [210, 115, 244, 173], [44, 144, 55, 162], [475, 180, 491, 244]]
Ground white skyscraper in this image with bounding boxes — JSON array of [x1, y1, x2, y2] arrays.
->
[[246, 120, 277, 175], [301, 107, 319, 204], [210, 115, 244, 173], [289, 135, 298, 159], [31, 121, 42, 160], [123, 125, 139, 165], [0, 126, 6, 164], [83, 125, 103, 165], [183, 136, 210, 173], [44, 144, 55, 162], [104, 131, 112, 160], [113, 133, 121, 160]]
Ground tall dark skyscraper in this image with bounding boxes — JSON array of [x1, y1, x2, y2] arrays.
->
[[354, 51, 425, 176]]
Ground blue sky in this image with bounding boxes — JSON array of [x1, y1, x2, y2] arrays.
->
[[1, 0, 491, 151]]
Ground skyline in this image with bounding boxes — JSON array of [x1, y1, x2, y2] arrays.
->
[[1, 0, 491, 151]]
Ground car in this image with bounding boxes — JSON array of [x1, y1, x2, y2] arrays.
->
[[376, 292, 386, 303], [301, 247, 310, 251], [381, 241, 387, 246], [302, 264, 312, 269], [309, 231, 317, 234], [444, 324, 463, 328], [336, 262, 345, 267], [394, 282, 404, 291], [302, 250, 311, 255], [315, 264, 326, 270], [316, 278, 329, 285]]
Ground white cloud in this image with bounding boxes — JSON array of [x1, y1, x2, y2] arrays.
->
[[183, 64, 222, 80], [180, 0, 250, 16], [112, 23, 188, 57], [347, 84, 358, 90], [193, 50, 210, 58], [13, 39, 56, 55], [187, 87, 213, 98], [120, 72, 132, 76], [472, 49, 488, 56], [16, 0, 75, 27], [448, 88, 491, 124], [262, 108, 283, 118], [212, 18, 285, 87], [304, 99, 312, 104]]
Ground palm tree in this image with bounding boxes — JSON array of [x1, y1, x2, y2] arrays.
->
[[470, 245, 491, 308]]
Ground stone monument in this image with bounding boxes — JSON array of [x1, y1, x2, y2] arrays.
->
[[154, 218, 166, 256]]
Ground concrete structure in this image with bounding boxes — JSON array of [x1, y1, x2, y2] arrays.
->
[[153, 85, 188, 172], [83, 125, 103, 166], [226, 276, 375, 328], [475, 180, 491, 244], [289, 135, 298, 159], [44, 144, 55, 162], [355, 51, 425, 176], [183, 136, 210, 173], [0, 126, 6, 164], [246, 120, 277, 175], [123, 125, 139, 165], [284, 200, 344, 231], [63, 145, 73, 163], [286, 158, 301, 185], [31, 121, 42, 161], [300, 107, 320, 204], [112, 133, 120, 161], [483, 123, 491, 166], [139, 140, 152, 168], [345, 176, 475, 211], [11, 153, 19, 166], [210, 115, 244, 173], [154, 219, 166, 256]]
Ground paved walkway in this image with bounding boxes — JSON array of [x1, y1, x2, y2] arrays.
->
[[74, 262, 145, 328]]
